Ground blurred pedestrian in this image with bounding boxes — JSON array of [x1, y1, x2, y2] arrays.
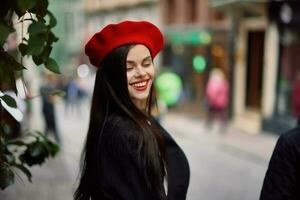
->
[[74, 21, 190, 200], [204, 68, 229, 132], [260, 124, 300, 200], [76, 80, 89, 112], [64, 77, 80, 114], [40, 73, 60, 144]]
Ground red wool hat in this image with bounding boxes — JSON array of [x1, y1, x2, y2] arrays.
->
[[85, 20, 165, 68]]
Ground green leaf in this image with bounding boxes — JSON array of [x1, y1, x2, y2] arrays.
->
[[6, 140, 27, 146], [0, 163, 14, 190], [13, 164, 32, 182], [0, 21, 15, 46], [27, 34, 46, 56], [0, 1, 12, 18], [1, 123, 12, 136], [29, 142, 45, 157], [45, 57, 60, 74], [45, 141, 59, 157], [32, 0, 48, 18], [0, 49, 26, 71], [32, 130, 48, 141], [14, 7, 26, 19], [47, 11, 57, 28], [47, 32, 59, 44], [0, 95, 17, 108], [40, 45, 52, 61], [0, 65, 17, 94], [19, 141, 48, 166], [28, 21, 47, 35], [17, 0, 40, 11], [32, 56, 44, 66], [5, 154, 15, 163], [0, 67, 21, 95], [19, 43, 28, 56]]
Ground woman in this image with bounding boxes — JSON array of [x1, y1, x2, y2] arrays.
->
[[74, 21, 190, 200], [205, 68, 229, 132]]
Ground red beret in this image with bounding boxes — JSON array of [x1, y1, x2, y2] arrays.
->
[[85, 20, 164, 68]]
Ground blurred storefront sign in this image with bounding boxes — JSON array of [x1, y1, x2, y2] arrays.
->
[[193, 55, 207, 73], [165, 30, 212, 45]]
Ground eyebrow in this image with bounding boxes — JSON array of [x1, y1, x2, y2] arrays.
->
[[126, 56, 152, 64]]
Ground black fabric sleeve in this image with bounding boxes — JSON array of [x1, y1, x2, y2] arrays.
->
[[97, 118, 158, 200], [260, 134, 299, 200], [152, 120, 190, 200]]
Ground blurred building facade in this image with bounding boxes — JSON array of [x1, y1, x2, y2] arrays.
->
[[263, 0, 300, 134], [83, 0, 161, 42], [50, 0, 86, 75], [160, 0, 230, 114], [68, 0, 300, 135], [211, 0, 300, 135]]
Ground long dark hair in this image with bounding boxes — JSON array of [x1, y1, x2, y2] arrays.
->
[[74, 45, 167, 199]]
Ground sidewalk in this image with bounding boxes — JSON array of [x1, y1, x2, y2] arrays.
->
[[0, 101, 87, 200], [0, 106, 279, 200], [161, 112, 279, 164], [161, 112, 279, 200]]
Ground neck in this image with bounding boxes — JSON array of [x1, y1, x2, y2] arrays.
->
[[133, 99, 147, 111]]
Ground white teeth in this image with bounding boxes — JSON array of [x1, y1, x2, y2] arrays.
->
[[132, 81, 147, 87]]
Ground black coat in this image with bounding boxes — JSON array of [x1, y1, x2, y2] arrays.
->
[[260, 125, 300, 200], [96, 115, 190, 200]]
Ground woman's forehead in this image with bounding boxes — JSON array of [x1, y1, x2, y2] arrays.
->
[[127, 44, 151, 62]]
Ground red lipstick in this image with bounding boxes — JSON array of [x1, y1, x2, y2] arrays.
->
[[130, 79, 149, 91]]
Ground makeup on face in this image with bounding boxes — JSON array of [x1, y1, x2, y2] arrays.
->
[[126, 45, 155, 106]]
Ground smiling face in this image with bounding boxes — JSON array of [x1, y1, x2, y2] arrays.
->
[[126, 44, 155, 108]]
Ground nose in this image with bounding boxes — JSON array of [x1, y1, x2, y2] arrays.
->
[[134, 65, 146, 77]]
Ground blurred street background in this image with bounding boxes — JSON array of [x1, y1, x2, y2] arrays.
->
[[1, 0, 300, 199], [1, 99, 278, 200]]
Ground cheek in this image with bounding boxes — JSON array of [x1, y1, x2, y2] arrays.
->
[[126, 71, 132, 84], [149, 65, 155, 78]]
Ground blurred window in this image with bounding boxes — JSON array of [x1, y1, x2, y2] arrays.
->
[[165, 0, 175, 24], [276, 31, 300, 117], [186, 0, 197, 23], [245, 31, 265, 110], [212, 10, 224, 22]]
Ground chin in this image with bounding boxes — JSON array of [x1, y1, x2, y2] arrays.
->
[[131, 91, 150, 101], [132, 94, 149, 101]]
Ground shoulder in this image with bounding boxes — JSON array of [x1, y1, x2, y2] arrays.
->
[[104, 114, 137, 133], [102, 114, 139, 149], [279, 125, 300, 147], [274, 126, 300, 161]]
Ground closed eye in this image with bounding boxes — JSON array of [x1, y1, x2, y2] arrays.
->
[[126, 66, 134, 71], [142, 63, 152, 67]]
